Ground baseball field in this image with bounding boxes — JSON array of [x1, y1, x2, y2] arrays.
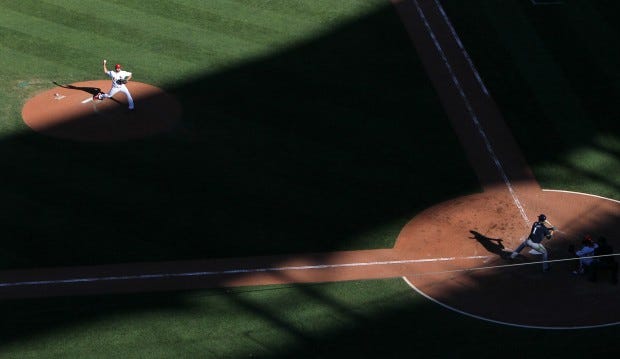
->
[[1, 0, 619, 357]]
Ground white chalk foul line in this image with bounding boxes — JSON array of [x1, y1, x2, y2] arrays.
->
[[81, 97, 93, 104], [412, 0, 529, 226], [433, 0, 489, 96], [530, 0, 564, 5], [0, 255, 491, 288]]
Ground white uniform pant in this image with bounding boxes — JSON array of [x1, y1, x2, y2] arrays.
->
[[103, 85, 134, 109], [578, 256, 595, 270]]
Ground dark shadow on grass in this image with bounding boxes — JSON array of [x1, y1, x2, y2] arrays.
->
[[0, 0, 619, 352], [0, 4, 480, 270], [440, 0, 620, 194], [1, 279, 617, 357]]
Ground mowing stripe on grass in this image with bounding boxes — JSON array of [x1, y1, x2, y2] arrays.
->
[[0, 5, 200, 68]]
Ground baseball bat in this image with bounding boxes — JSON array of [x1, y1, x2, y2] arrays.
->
[[544, 220, 557, 231], [546, 222, 581, 247]]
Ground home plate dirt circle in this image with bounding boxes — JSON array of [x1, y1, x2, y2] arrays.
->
[[22, 80, 182, 142], [395, 190, 620, 328]]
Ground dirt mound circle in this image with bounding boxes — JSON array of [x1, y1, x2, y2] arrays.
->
[[22, 80, 182, 142]]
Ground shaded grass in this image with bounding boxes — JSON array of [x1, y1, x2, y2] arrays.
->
[[0, 280, 416, 357], [0, 2, 618, 358], [1, 279, 618, 358], [440, 0, 620, 199], [0, 1, 479, 268]]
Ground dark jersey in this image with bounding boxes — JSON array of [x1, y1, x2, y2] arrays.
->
[[528, 221, 551, 243]]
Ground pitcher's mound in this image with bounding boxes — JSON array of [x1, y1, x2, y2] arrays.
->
[[22, 80, 182, 142]]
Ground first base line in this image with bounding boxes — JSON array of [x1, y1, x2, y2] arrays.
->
[[0, 255, 491, 288]]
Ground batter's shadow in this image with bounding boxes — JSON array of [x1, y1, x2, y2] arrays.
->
[[52, 81, 122, 105], [469, 230, 512, 259]]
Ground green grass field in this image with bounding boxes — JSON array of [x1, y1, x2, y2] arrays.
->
[[1, 0, 619, 357], [442, 0, 620, 199], [0, 0, 478, 269], [1, 279, 618, 358]]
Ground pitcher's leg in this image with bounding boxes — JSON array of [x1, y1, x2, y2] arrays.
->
[[101, 87, 120, 99], [122, 87, 134, 109]]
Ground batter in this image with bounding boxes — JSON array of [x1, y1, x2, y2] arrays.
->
[[510, 214, 556, 272]]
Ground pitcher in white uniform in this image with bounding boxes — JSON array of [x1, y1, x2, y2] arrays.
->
[[94, 59, 135, 110]]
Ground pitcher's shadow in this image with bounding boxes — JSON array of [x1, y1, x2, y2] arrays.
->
[[53, 81, 101, 95], [53, 81, 122, 104]]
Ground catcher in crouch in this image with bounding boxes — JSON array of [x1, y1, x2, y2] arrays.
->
[[510, 214, 557, 272], [93, 59, 135, 110]]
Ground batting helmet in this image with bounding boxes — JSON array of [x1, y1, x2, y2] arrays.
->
[[538, 214, 547, 222]]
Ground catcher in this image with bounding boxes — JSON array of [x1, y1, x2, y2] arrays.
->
[[93, 59, 135, 111], [509, 214, 557, 272], [568, 235, 598, 275]]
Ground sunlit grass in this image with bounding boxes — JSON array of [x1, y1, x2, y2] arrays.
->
[[536, 134, 620, 200], [0, 279, 419, 358], [0, 0, 387, 139]]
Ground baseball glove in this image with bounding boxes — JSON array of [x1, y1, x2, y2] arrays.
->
[[116, 78, 128, 85]]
